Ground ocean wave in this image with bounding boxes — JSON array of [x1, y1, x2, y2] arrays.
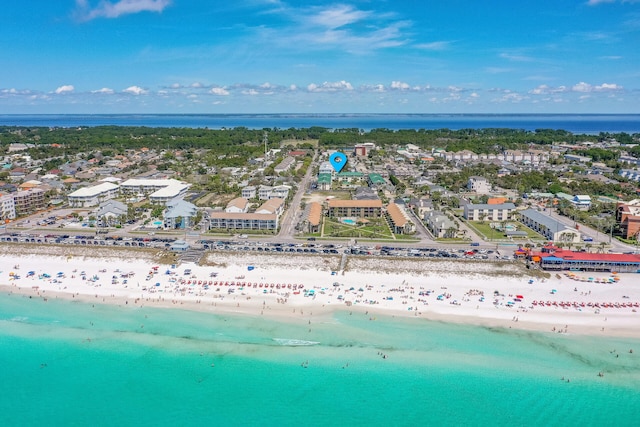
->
[[272, 338, 320, 346]]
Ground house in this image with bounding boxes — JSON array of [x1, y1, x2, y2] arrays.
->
[[571, 195, 592, 210], [241, 186, 257, 199], [270, 185, 291, 199], [255, 198, 284, 216], [336, 172, 364, 188], [414, 198, 434, 217], [519, 209, 581, 242], [367, 173, 386, 189], [424, 210, 457, 238], [467, 176, 491, 194], [274, 156, 296, 173], [354, 186, 379, 200], [463, 203, 516, 222], [258, 185, 273, 200], [225, 197, 249, 213], [385, 203, 415, 234], [164, 199, 198, 229], [93, 200, 128, 227], [318, 161, 334, 175]]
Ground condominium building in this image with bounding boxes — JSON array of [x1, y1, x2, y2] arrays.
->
[[463, 203, 516, 222], [208, 213, 278, 231], [68, 182, 120, 208], [327, 199, 383, 218], [13, 188, 46, 215], [0, 193, 16, 220]]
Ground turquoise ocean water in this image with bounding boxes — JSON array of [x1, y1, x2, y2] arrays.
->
[[1, 291, 640, 427]]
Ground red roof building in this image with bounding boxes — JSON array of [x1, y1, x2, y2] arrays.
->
[[528, 245, 640, 273]]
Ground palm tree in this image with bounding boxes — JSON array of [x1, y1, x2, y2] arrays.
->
[[598, 241, 607, 253]]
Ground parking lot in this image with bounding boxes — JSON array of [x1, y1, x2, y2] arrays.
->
[[1, 233, 177, 249]]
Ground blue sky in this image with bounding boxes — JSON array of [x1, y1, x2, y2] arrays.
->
[[1, 0, 639, 113]]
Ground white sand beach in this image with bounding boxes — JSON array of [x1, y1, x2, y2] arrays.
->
[[2, 245, 639, 337]]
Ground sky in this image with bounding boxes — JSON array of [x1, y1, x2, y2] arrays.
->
[[1, 0, 639, 114]]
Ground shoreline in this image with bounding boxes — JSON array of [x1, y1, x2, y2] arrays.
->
[[2, 246, 639, 339]]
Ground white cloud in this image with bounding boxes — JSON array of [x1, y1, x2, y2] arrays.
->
[[210, 87, 230, 96], [415, 41, 451, 51], [55, 85, 75, 94], [262, 3, 410, 53], [390, 81, 410, 90], [123, 86, 147, 95], [91, 87, 115, 94], [595, 83, 623, 91], [75, 0, 171, 21], [492, 92, 529, 103], [307, 80, 354, 92], [587, 0, 640, 7], [529, 84, 568, 95], [499, 52, 535, 62], [572, 81, 623, 92], [306, 4, 371, 30]]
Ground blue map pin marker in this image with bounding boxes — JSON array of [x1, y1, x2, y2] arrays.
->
[[329, 151, 347, 173]]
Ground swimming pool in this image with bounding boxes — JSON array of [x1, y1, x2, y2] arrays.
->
[[342, 219, 356, 225], [153, 221, 163, 226]]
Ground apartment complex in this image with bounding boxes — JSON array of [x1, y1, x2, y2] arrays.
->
[[327, 199, 383, 218]]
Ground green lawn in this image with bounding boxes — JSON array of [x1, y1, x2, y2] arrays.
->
[[469, 221, 544, 240]]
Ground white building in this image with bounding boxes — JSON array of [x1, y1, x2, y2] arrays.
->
[[255, 198, 284, 215], [68, 182, 120, 208], [225, 197, 249, 213], [241, 185, 257, 199], [467, 176, 491, 194], [424, 210, 457, 238], [119, 178, 189, 205], [0, 193, 16, 220], [463, 203, 516, 222], [519, 209, 581, 242], [571, 195, 592, 210], [258, 185, 273, 200], [318, 161, 334, 175], [270, 185, 291, 199], [208, 213, 278, 231]]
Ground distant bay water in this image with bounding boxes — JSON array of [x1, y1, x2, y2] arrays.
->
[[0, 113, 639, 134]]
